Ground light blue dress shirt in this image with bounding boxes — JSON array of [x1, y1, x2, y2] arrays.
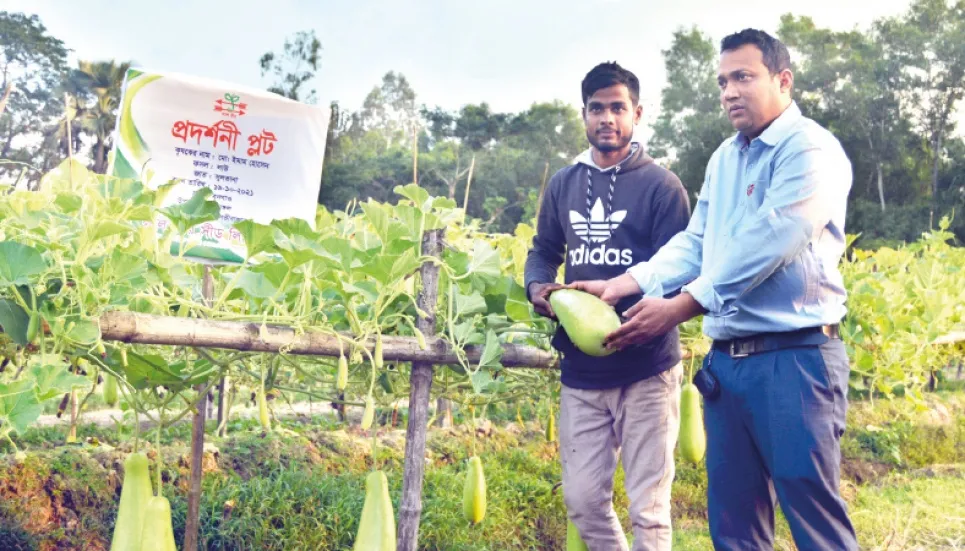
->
[[628, 102, 852, 340]]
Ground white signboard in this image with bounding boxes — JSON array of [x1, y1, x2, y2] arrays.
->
[[110, 68, 329, 263]]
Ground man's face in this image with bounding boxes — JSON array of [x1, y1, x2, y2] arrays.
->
[[582, 84, 642, 153], [717, 44, 792, 137]]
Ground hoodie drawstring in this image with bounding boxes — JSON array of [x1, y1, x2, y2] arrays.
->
[[586, 167, 619, 224]]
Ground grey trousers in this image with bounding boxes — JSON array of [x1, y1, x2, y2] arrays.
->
[[561, 363, 683, 551]]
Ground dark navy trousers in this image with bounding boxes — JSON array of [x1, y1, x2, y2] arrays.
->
[[703, 336, 858, 550]]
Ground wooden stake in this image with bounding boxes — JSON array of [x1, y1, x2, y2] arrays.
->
[[397, 229, 443, 551], [184, 265, 214, 551]]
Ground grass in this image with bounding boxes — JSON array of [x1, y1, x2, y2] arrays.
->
[[1, 389, 963, 550], [850, 470, 965, 550]]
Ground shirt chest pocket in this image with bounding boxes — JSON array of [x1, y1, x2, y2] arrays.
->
[[727, 176, 769, 234]]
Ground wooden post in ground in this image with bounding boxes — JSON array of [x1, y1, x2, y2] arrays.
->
[[435, 398, 453, 428], [184, 265, 213, 550], [397, 229, 443, 551]]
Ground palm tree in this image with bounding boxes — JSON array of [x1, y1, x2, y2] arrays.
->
[[45, 94, 86, 162], [70, 60, 132, 173]]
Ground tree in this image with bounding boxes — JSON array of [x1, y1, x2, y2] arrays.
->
[[878, 0, 965, 203], [504, 101, 586, 161], [453, 103, 507, 150], [779, 16, 920, 211], [649, 27, 732, 195], [69, 60, 132, 173], [259, 30, 322, 103], [360, 72, 419, 147], [0, 12, 68, 179]]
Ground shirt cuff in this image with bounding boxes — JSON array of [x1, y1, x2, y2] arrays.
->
[[627, 262, 665, 298], [681, 276, 723, 314]]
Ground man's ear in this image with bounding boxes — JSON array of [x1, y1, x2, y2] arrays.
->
[[633, 103, 643, 125], [779, 69, 794, 95]]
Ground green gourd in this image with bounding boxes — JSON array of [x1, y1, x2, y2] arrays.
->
[[548, 289, 621, 357], [110, 452, 153, 551], [138, 495, 177, 551], [353, 470, 396, 551], [462, 456, 487, 524], [103, 375, 119, 407], [678, 383, 706, 463]]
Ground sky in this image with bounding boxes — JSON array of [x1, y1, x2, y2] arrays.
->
[[0, 0, 941, 133]]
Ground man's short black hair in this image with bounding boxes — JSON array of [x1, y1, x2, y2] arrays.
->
[[720, 29, 791, 75], [581, 62, 640, 106]]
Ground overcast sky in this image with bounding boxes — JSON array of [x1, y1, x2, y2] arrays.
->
[[4, 0, 950, 133]]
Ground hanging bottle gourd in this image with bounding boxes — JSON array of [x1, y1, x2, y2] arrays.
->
[[110, 452, 153, 551], [678, 382, 706, 463], [138, 495, 178, 551], [462, 455, 487, 524], [353, 470, 396, 551], [360, 396, 375, 430]]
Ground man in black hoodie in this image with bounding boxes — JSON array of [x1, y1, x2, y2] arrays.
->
[[524, 62, 691, 551]]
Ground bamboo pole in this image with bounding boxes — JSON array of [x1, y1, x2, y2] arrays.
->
[[98, 311, 559, 368], [397, 229, 442, 551], [183, 266, 214, 551]]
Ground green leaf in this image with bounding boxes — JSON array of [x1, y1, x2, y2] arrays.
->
[[354, 228, 382, 252], [478, 329, 503, 370], [505, 278, 532, 322], [452, 320, 481, 344], [470, 370, 494, 394], [41, 158, 95, 191], [394, 204, 425, 242], [64, 316, 100, 345], [272, 218, 317, 240], [127, 204, 155, 222], [91, 221, 134, 241], [361, 201, 390, 243], [112, 351, 181, 390], [110, 250, 149, 283], [103, 178, 148, 203], [456, 292, 487, 317], [233, 220, 278, 260], [0, 242, 47, 286], [235, 261, 289, 299], [468, 240, 501, 291], [159, 187, 220, 236], [342, 281, 380, 304], [0, 380, 43, 435], [54, 192, 83, 213], [0, 299, 30, 345], [389, 249, 421, 282], [30, 363, 89, 402], [443, 249, 470, 276], [271, 224, 333, 268], [394, 184, 430, 207]]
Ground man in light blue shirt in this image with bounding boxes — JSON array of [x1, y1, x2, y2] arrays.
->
[[571, 29, 859, 550]]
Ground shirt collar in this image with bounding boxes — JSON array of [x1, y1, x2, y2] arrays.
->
[[729, 101, 802, 149]]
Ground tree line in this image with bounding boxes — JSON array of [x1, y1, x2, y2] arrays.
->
[[2, 0, 963, 244]]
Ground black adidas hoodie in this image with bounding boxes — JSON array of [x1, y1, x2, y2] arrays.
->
[[524, 144, 691, 390]]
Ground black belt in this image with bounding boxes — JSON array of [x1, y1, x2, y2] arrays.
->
[[712, 324, 840, 358]]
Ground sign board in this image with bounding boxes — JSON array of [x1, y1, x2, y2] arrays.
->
[[110, 68, 329, 263]]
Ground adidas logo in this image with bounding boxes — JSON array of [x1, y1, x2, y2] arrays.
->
[[569, 198, 627, 243], [568, 198, 633, 266]]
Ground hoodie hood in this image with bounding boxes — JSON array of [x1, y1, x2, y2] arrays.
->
[[574, 142, 655, 174]]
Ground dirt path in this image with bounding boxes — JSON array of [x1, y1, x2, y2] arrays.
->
[[35, 399, 344, 428]]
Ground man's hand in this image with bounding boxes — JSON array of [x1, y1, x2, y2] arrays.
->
[[604, 292, 705, 350], [568, 273, 641, 306], [528, 282, 564, 319]]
